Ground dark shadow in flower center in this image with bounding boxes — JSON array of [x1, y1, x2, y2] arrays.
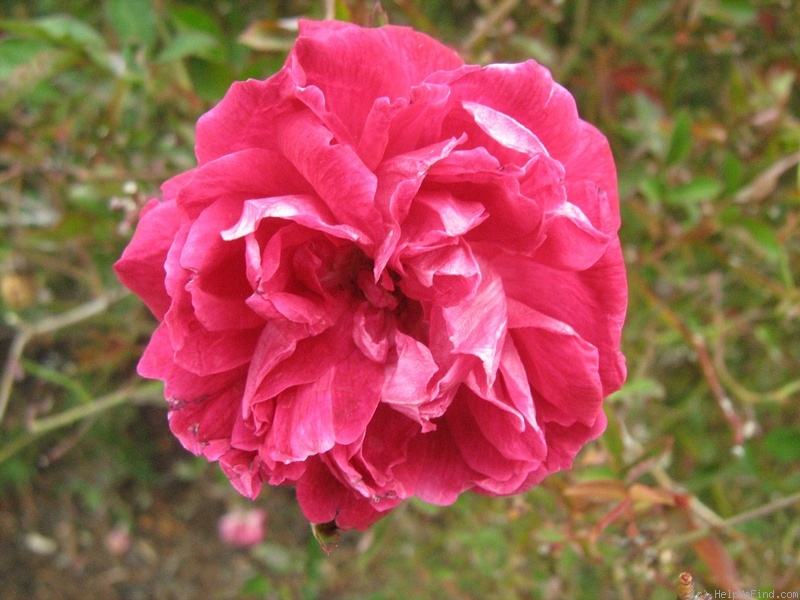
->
[[310, 244, 427, 343]]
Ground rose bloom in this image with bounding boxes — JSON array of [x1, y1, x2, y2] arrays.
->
[[218, 508, 267, 548], [115, 21, 626, 531]]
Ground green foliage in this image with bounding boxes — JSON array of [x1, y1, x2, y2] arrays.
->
[[1, 0, 799, 598]]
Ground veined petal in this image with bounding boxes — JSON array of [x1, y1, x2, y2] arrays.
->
[[381, 329, 440, 419], [290, 20, 463, 142], [166, 382, 242, 461], [114, 199, 180, 320], [534, 200, 612, 271], [194, 74, 292, 165], [275, 109, 381, 243], [401, 239, 481, 307], [438, 264, 507, 386], [396, 419, 477, 505], [181, 197, 262, 331], [352, 302, 390, 363], [443, 61, 619, 228], [461, 100, 548, 156], [266, 376, 337, 463], [265, 348, 382, 462], [221, 195, 363, 243], [372, 135, 465, 275], [508, 300, 604, 427], [495, 245, 627, 395], [401, 191, 487, 253], [177, 148, 311, 220], [295, 456, 387, 530], [219, 449, 263, 500]]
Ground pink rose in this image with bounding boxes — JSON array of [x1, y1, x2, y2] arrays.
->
[[115, 20, 626, 531], [218, 508, 267, 547]]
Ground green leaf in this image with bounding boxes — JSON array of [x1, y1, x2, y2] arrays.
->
[[107, 0, 157, 48], [666, 177, 723, 204], [666, 111, 692, 165], [721, 153, 743, 193], [0, 47, 79, 111], [0, 15, 106, 52], [0, 38, 53, 78], [169, 5, 222, 37], [709, 0, 758, 25], [737, 219, 782, 262], [0, 15, 112, 71], [640, 177, 665, 203], [185, 57, 236, 101], [240, 574, 272, 595], [156, 30, 220, 63], [762, 427, 800, 464]]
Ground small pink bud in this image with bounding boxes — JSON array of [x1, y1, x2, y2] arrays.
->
[[218, 508, 267, 547]]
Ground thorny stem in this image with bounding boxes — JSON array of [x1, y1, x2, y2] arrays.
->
[[657, 490, 800, 551], [323, 0, 335, 20], [0, 288, 130, 425], [462, 0, 520, 52], [29, 381, 163, 435], [709, 282, 800, 406], [630, 271, 748, 446], [0, 381, 163, 464]]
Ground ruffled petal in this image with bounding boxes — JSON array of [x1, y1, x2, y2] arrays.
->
[[534, 200, 612, 271], [222, 195, 363, 243], [177, 148, 311, 220], [181, 197, 262, 331], [508, 301, 604, 427], [290, 20, 463, 143], [114, 198, 180, 320], [219, 449, 263, 499], [438, 264, 507, 386], [295, 456, 387, 530], [274, 109, 382, 243], [495, 245, 627, 395], [401, 239, 481, 307], [396, 418, 477, 505], [438, 61, 619, 228], [381, 329, 440, 421], [264, 344, 382, 462], [194, 75, 292, 165]]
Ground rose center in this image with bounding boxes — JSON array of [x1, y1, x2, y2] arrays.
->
[[300, 243, 425, 339]]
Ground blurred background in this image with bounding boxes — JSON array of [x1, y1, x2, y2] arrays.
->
[[1, 0, 798, 598]]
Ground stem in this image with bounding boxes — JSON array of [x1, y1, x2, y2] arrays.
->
[[0, 331, 31, 426], [657, 490, 800, 550], [30, 382, 161, 435], [463, 0, 521, 53], [0, 381, 163, 464], [0, 288, 130, 425]]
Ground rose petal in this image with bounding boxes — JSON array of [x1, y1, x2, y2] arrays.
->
[[114, 199, 180, 320], [178, 148, 311, 220], [264, 346, 382, 462], [396, 419, 477, 505], [438, 61, 619, 228], [401, 239, 481, 307], [296, 456, 387, 530], [507, 301, 603, 427], [222, 195, 363, 243], [461, 100, 548, 157], [496, 246, 627, 395], [274, 109, 382, 243], [438, 264, 507, 386], [381, 329, 440, 419], [194, 75, 292, 165], [290, 20, 463, 142]]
